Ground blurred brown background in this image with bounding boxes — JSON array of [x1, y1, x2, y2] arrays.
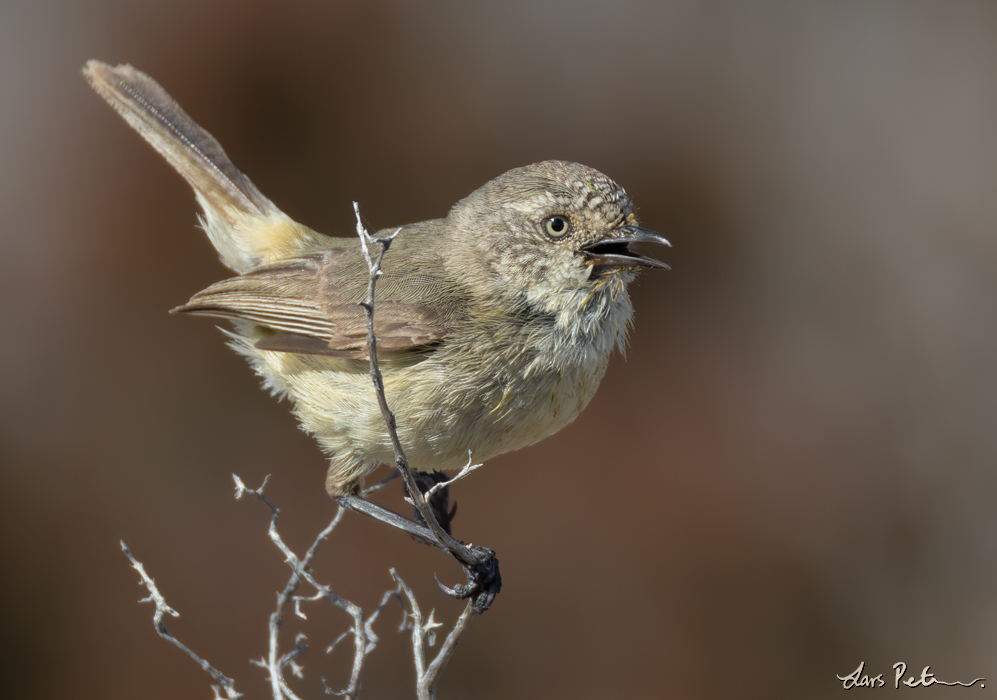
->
[[3, 1, 996, 698]]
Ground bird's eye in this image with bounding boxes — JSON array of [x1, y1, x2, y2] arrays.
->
[[544, 215, 571, 239]]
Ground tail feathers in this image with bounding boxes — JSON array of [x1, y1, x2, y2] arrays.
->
[[84, 60, 329, 272]]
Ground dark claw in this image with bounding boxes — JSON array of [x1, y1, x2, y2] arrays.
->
[[434, 544, 502, 613], [434, 573, 460, 598]]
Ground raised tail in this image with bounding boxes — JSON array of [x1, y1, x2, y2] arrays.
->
[[83, 60, 330, 273]]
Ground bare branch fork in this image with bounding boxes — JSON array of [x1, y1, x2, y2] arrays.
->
[[337, 203, 502, 614], [233, 476, 368, 699], [123, 475, 478, 700]]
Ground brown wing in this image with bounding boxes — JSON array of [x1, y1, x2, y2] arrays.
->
[[173, 241, 461, 358]]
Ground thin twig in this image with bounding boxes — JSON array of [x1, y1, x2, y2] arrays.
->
[[235, 475, 368, 699], [420, 452, 483, 502], [353, 203, 481, 693], [419, 603, 474, 699], [352, 204, 479, 568], [360, 469, 401, 497], [120, 541, 242, 700], [390, 569, 476, 700]]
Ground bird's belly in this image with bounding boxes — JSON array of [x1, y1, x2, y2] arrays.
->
[[246, 343, 608, 470], [450, 357, 610, 463]]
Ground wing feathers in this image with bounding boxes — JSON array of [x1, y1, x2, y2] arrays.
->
[[174, 253, 453, 358]]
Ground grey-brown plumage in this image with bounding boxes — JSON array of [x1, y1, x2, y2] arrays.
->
[[83, 61, 669, 496]]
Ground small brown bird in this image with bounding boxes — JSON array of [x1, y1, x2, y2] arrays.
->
[[83, 60, 669, 501]]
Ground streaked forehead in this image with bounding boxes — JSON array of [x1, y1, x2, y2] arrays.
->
[[508, 169, 632, 218], [570, 174, 632, 213]]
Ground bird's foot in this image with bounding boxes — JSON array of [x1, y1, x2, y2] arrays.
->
[[336, 494, 501, 612], [436, 543, 501, 613]]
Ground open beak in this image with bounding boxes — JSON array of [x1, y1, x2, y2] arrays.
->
[[582, 225, 671, 271]]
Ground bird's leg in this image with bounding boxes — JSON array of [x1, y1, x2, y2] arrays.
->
[[409, 471, 458, 536], [335, 490, 502, 613], [335, 494, 438, 547]]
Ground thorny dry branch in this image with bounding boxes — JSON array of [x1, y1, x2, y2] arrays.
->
[[352, 211, 462, 553], [120, 204, 482, 699], [234, 475, 368, 699], [122, 475, 477, 699], [352, 204, 501, 615], [420, 453, 484, 503], [352, 204, 477, 697], [120, 540, 242, 700]]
